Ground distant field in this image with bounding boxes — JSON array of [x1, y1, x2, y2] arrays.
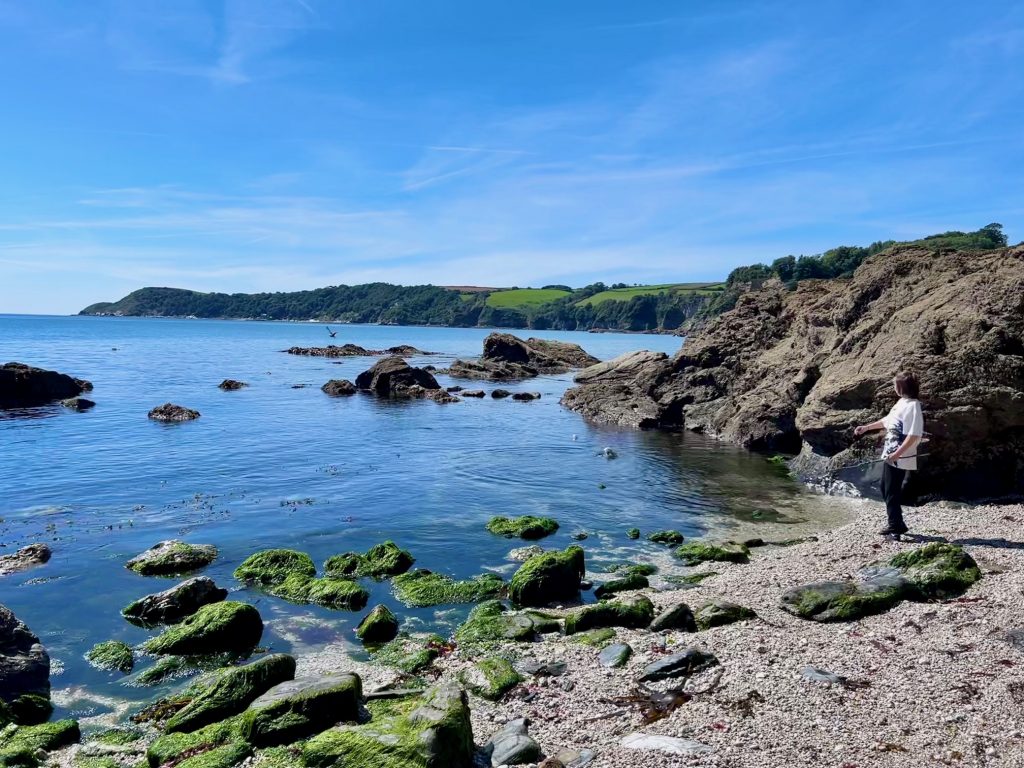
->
[[485, 288, 572, 309], [576, 282, 726, 306]]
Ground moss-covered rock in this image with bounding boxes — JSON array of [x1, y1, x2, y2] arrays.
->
[[508, 546, 584, 607], [0, 719, 80, 767], [85, 640, 134, 674], [302, 683, 473, 768], [609, 563, 657, 577], [626, 528, 640, 540], [126, 541, 217, 577], [7, 695, 52, 727], [673, 541, 749, 566], [593, 573, 649, 600], [146, 715, 248, 768], [889, 543, 982, 600], [563, 595, 654, 634], [370, 634, 443, 674], [355, 605, 399, 644], [240, 674, 362, 747], [453, 601, 557, 652], [392, 570, 504, 608], [486, 516, 559, 540], [780, 575, 912, 622], [165, 654, 297, 734], [323, 542, 414, 579], [133, 656, 214, 687], [458, 658, 522, 700], [665, 571, 719, 587], [694, 600, 757, 629], [570, 627, 616, 648], [123, 577, 228, 627], [143, 602, 263, 656], [647, 530, 684, 545], [649, 603, 697, 633], [233, 550, 315, 587], [271, 574, 369, 611]]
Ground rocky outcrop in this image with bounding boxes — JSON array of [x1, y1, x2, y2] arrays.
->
[[0, 604, 50, 705], [563, 246, 1024, 498], [445, 333, 600, 380], [320, 379, 356, 396], [148, 403, 201, 422], [355, 356, 443, 397], [285, 344, 432, 357], [0, 362, 92, 409], [0, 544, 51, 577], [218, 379, 247, 390], [122, 577, 228, 626]]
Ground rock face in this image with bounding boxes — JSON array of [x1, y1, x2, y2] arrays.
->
[[0, 604, 51, 705], [148, 403, 201, 422], [355, 356, 442, 397], [122, 577, 228, 626], [0, 362, 92, 409], [562, 246, 1024, 498], [126, 540, 218, 576], [0, 544, 51, 577], [446, 333, 600, 380]]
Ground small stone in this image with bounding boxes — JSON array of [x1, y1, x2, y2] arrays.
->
[[485, 717, 543, 766], [649, 603, 697, 633], [598, 643, 632, 668], [801, 665, 842, 684], [638, 648, 719, 682]]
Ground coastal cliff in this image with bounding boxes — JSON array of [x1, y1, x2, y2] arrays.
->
[[563, 245, 1024, 499]]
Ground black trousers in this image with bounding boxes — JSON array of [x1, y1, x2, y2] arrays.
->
[[881, 462, 908, 532]]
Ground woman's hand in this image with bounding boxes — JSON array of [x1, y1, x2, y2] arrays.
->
[[854, 425, 867, 436]]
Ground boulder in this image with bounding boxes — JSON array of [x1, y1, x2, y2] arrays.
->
[[447, 333, 599, 381], [638, 648, 720, 682], [562, 246, 1024, 499], [673, 541, 749, 566], [491, 389, 512, 399], [146, 713, 250, 768], [484, 718, 543, 766], [355, 357, 441, 397], [0, 544, 51, 577], [392, 570, 504, 608], [458, 657, 523, 700], [454, 601, 559, 650], [593, 573, 649, 600], [165, 654, 297, 734], [508, 546, 585, 607], [0, 362, 92, 409], [126, 540, 217, 576], [143, 601, 263, 655], [649, 603, 697, 633], [780, 575, 912, 622], [218, 379, 247, 390], [564, 595, 654, 634], [486, 515, 559, 540], [122, 577, 228, 626], [241, 673, 362, 747], [320, 379, 356, 396], [0, 604, 51, 705], [647, 530, 684, 545], [888, 542, 981, 599], [85, 640, 134, 674], [0, 719, 80, 765], [148, 403, 200, 422], [355, 605, 399, 644], [626, 528, 641, 539], [462, 390, 486, 398], [693, 600, 756, 629], [511, 392, 541, 401], [285, 344, 376, 357], [324, 541, 414, 578], [269, 573, 369, 610], [234, 549, 315, 586]]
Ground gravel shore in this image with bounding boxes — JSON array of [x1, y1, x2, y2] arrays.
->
[[339, 499, 1024, 768]]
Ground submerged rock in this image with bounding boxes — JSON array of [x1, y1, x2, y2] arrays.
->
[[320, 379, 356, 396], [269, 573, 369, 611], [286, 344, 432, 358], [511, 392, 541, 401], [355, 356, 441, 397], [126, 540, 218, 576], [487, 515, 559, 540], [446, 333, 599, 381], [218, 379, 247, 390], [123, 577, 228, 626], [323, 541, 414, 578], [564, 595, 654, 635], [355, 605, 399, 644], [0, 362, 92, 409], [148, 403, 201, 422], [461, 389, 486, 398], [0, 604, 51, 705], [647, 530, 685, 545], [638, 648, 720, 682], [242, 673, 362, 747], [0, 544, 51, 577], [61, 397, 95, 410], [85, 640, 134, 674], [509, 546, 585, 607], [491, 389, 512, 399], [392, 570, 504, 608], [143, 602, 263, 655]]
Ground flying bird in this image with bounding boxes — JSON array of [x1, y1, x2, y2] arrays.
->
[[326, 326, 337, 338]]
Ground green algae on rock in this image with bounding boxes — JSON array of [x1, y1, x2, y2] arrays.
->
[[323, 541, 414, 579], [889, 542, 981, 600], [508, 545, 584, 607], [458, 657, 522, 700], [240, 674, 362, 747], [485, 516, 559, 540], [626, 528, 640, 540], [593, 573, 649, 600], [85, 640, 134, 674], [647, 530, 685, 545], [143, 602, 263, 656], [146, 714, 248, 768], [126, 540, 218, 577], [649, 603, 697, 633], [355, 605, 400, 645], [392, 570, 504, 608], [453, 600, 558, 652], [564, 595, 654, 634], [570, 627, 617, 648], [165, 654, 297, 734], [302, 683, 473, 768], [665, 571, 719, 587], [270, 573, 369, 611], [370, 634, 444, 674], [0, 719, 80, 768], [694, 600, 757, 630], [780, 576, 910, 622], [233, 550, 315, 587], [673, 541, 750, 566]]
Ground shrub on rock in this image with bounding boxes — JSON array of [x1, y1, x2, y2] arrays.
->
[[647, 530, 684, 545], [594, 573, 649, 600]]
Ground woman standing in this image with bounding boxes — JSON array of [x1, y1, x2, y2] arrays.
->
[[854, 372, 924, 537]]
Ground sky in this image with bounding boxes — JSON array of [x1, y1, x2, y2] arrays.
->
[[1, 1, 1023, 314]]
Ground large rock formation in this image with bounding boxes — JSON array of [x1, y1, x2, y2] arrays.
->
[[562, 246, 1024, 498], [446, 333, 599, 380], [355, 356, 443, 397], [0, 362, 92, 409], [0, 604, 51, 705]]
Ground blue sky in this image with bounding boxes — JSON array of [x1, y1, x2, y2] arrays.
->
[[2, 1, 1022, 314]]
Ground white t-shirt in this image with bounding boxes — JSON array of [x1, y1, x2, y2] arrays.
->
[[882, 397, 924, 471]]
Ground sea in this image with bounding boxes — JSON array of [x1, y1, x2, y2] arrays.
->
[[0, 315, 853, 719]]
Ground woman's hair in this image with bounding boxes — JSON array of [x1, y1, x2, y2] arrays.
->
[[894, 371, 920, 399]]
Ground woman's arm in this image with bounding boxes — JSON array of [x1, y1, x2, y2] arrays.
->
[[854, 419, 885, 436], [886, 434, 921, 462]]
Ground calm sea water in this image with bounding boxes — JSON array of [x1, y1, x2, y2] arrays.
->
[[0, 315, 850, 719]]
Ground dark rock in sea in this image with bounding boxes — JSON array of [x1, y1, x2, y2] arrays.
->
[[447, 386, 464, 393], [0, 603, 51, 705], [355, 356, 442, 397], [148, 403, 201, 422], [0, 718, 80, 763], [143, 601, 263, 656], [626, 528, 641, 540], [0, 544, 51, 577], [386, 344, 432, 355], [638, 648, 720, 682], [509, 546, 585, 607], [694, 600, 757, 629], [462, 389, 486, 398], [0, 362, 92, 409], [126, 540, 217, 576], [491, 389, 512, 399], [218, 379, 247, 390], [648, 530, 685, 545], [355, 605, 400, 644], [61, 397, 95, 410], [122, 576, 228, 626], [511, 392, 541, 401], [446, 332, 600, 381], [285, 343, 432, 358], [649, 603, 697, 633], [485, 717, 543, 766], [242, 673, 362, 746], [561, 245, 1024, 498], [320, 379, 356, 396]]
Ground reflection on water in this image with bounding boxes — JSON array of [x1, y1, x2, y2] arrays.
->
[[0, 315, 852, 720]]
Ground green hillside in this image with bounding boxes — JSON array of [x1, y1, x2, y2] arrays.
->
[[485, 288, 572, 309], [576, 282, 726, 306]]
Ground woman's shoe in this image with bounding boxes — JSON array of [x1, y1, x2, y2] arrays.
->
[[877, 526, 909, 536]]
